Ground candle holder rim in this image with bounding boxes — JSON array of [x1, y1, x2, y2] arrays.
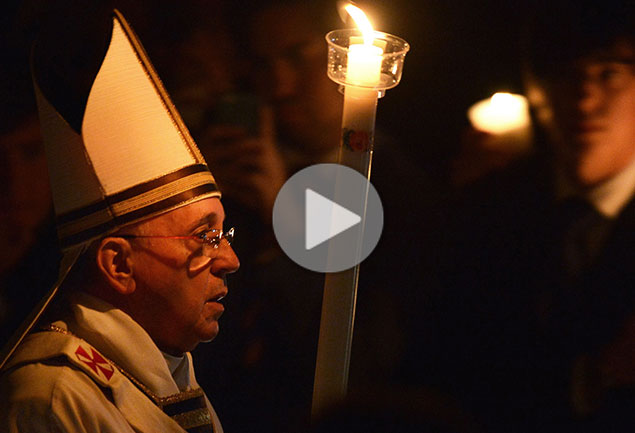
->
[[325, 28, 410, 56]]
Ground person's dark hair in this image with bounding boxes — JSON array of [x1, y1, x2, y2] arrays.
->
[[521, 0, 635, 76], [226, 0, 341, 53], [0, 26, 36, 135]]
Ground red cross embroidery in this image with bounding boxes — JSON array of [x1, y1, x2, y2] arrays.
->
[[75, 345, 115, 381]]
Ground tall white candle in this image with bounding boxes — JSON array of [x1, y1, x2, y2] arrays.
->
[[314, 3, 409, 419], [313, 4, 382, 418]]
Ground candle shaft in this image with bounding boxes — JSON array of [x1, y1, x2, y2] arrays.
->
[[340, 86, 378, 173], [312, 85, 378, 418]]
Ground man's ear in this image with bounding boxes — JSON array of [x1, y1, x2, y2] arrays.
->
[[96, 237, 136, 295]]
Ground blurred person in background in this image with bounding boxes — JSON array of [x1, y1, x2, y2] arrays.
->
[[0, 100, 58, 350], [0, 3, 59, 349], [402, 1, 635, 432]]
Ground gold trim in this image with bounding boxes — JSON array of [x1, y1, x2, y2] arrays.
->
[[56, 171, 219, 239], [158, 387, 205, 406], [111, 171, 216, 216], [57, 207, 113, 239], [42, 324, 208, 407], [58, 190, 221, 252], [171, 408, 212, 430], [46, 324, 70, 335]]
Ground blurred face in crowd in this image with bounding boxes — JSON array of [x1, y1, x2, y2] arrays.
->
[[124, 198, 239, 355], [0, 116, 52, 275], [527, 39, 635, 187], [249, 3, 341, 154]]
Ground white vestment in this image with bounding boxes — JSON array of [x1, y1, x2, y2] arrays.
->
[[0, 293, 223, 433]]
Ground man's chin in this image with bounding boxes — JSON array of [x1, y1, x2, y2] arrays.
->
[[198, 323, 220, 344], [560, 141, 608, 186], [569, 159, 613, 188]]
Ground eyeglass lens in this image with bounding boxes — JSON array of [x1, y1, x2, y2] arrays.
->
[[201, 228, 234, 258]]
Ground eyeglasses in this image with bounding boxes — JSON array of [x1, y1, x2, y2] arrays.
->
[[120, 227, 235, 259]]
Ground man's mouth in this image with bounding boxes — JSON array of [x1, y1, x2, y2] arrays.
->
[[207, 293, 226, 303], [572, 121, 605, 135]]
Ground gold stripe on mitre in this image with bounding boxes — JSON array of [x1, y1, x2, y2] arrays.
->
[[56, 167, 220, 248]]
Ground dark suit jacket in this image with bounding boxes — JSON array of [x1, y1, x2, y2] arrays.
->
[[408, 155, 635, 433]]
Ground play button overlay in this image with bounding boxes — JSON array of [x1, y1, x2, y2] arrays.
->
[[273, 163, 383, 272], [305, 189, 361, 250]]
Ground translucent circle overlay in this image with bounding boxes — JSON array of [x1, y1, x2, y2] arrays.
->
[[272, 163, 384, 273]]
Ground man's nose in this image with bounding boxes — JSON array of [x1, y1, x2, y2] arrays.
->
[[577, 79, 603, 115], [211, 242, 240, 276]]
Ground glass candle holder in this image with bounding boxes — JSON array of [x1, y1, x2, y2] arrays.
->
[[325, 29, 410, 96]]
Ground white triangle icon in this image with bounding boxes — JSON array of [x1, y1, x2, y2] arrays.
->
[[305, 188, 361, 250]]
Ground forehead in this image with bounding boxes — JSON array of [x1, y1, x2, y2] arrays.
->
[[534, 39, 635, 79], [143, 197, 225, 232], [250, 4, 319, 56], [582, 39, 635, 64]]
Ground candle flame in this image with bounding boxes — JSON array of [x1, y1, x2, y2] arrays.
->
[[490, 92, 514, 106], [468, 92, 531, 134], [345, 4, 375, 45]]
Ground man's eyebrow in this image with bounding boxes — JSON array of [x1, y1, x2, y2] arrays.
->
[[590, 44, 635, 64], [594, 54, 635, 64], [187, 214, 219, 232]]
